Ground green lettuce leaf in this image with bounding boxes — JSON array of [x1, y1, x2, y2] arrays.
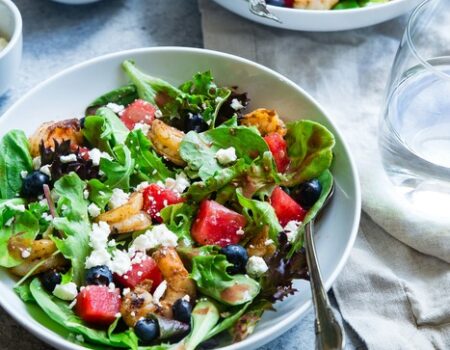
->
[[86, 178, 112, 210], [180, 126, 271, 181], [125, 129, 175, 184], [283, 120, 335, 186], [160, 203, 196, 246], [86, 84, 138, 115], [29, 279, 138, 349], [0, 130, 33, 199], [236, 189, 282, 243], [52, 173, 91, 285], [100, 144, 135, 191], [83, 107, 130, 155], [191, 254, 260, 306]]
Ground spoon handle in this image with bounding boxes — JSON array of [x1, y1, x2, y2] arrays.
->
[[305, 221, 345, 350], [248, 0, 282, 23]]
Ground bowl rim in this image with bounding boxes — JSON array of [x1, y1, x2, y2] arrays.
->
[[264, 0, 415, 14], [0, 46, 361, 350], [0, 0, 22, 60]]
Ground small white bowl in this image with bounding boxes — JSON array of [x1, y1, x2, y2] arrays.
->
[[0, 0, 22, 96]]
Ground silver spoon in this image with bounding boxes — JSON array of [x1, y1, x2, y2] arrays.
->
[[248, 0, 282, 23], [304, 184, 346, 350]]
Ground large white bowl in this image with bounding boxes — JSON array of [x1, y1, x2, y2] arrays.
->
[[0, 0, 22, 95], [0, 47, 361, 350], [213, 0, 422, 31]]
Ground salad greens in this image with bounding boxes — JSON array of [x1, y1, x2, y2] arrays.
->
[[0, 61, 336, 350]]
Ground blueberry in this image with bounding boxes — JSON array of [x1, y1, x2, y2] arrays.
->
[[290, 179, 322, 209], [40, 270, 62, 293], [85, 265, 113, 286], [184, 113, 208, 133], [219, 245, 248, 275], [172, 298, 192, 324], [266, 0, 286, 7], [134, 318, 160, 345], [22, 171, 50, 197]]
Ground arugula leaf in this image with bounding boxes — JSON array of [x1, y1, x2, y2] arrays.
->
[[0, 209, 40, 268], [52, 173, 91, 285], [29, 279, 138, 349], [126, 130, 175, 184], [191, 254, 260, 306], [236, 189, 282, 243], [86, 178, 112, 210], [184, 159, 249, 202], [180, 126, 270, 181], [83, 107, 130, 155], [160, 203, 196, 246], [100, 144, 135, 191], [283, 120, 335, 186], [0, 130, 33, 199]]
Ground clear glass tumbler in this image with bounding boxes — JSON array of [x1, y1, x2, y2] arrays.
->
[[379, 0, 450, 217]]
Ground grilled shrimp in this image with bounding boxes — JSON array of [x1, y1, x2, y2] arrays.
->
[[97, 192, 151, 234], [153, 247, 196, 319], [28, 119, 83, 157], [293, 0, 339, 9], [240, 108, 287, 136], [148, 120, 186, 166], [8, 238, 67, 276], [121, 280, 157, 327]]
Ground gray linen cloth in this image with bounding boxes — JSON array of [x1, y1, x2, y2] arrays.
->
[[199, 1, 450, 348]]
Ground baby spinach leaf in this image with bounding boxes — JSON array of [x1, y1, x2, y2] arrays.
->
[[160, 203, 196, 246], [0, 209, 40, 268], [283, 120, 335, 186], [177, 299, 220, 350], [0, 130, 33, 199], [180, 126, 270, 181], [236, 189, 282, 243], [191, 255, 260, 306], [29, 279, 138, 349], [52, 173, 91, 286], [100, 144, 135, 191], [86, 84, 138, 115], [126, 130, 174, 184], [14, 281, 35, 303]]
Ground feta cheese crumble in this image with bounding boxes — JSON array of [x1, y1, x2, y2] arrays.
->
[[155, 109, 163, 119], [133, 122, 151, 135], [87, 203, 101, 218], [5, 203, 26, 212], [108, 188, 129, 209], [230, 98, 244, 111], [20, 170, 28, 179], [106, 103, 125, 114], [284, 220, 301, 242], [40, 164, 52, 178], [59, 154, 77, 163], [32, 156, 42, 170], [21, 248, 31, 259], [53, 282, 78, 301], [165, 172, 190, 194], [153, 280, 167, 306], [88, 148, 113, 167], [135, 181, 149, 192], [246, 256, 268, 277], [110, 249, 132, 276], [131, 224, 178, 251], [215, 147, 237, 165]]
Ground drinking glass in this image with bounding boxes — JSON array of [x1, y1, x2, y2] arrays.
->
[[379, 0, 450, 217]]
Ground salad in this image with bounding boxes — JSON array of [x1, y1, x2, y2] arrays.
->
[[266, 0, 392, 10], [0, 60, 335, 349]]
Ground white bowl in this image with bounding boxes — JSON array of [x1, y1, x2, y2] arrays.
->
[[0, 0, 22, 95], [0, 47, 361, 350], [213, 0, 423, 31], [50, 0, 102, 4]]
